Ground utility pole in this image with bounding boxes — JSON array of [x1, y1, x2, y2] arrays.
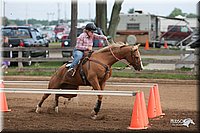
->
[[47, 13, 50, 26], [88, 2, 91, 20], [3, 0, 6, 26], [70, 0, 77, 47], [3, 1, 5, 18], [64, 3, 67, 22], [25, 3, 28, 25], [57, 3, 60, 24]]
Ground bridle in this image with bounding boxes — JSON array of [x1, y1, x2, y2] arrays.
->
[[130, 46, 141, 66], [109, 46, 140, 68]]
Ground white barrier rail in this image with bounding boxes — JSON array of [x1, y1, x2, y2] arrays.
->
[[0, 88, 139, 96], [3, 81, 154, 87]]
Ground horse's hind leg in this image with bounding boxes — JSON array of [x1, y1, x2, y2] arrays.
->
[[54, 94, 60, 113], [35, 93, 51, 113]]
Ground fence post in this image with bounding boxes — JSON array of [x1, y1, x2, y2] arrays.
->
[[194, 47, 199, 74], [18, 47, 23, 68]]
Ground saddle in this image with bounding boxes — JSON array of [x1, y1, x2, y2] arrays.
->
[[80, 51, 110, 85], [79, 51, 94, 85], [66, 51, 110, 85], [66, 51, 93, 84]]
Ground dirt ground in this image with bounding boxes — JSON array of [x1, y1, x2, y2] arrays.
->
[[1, 77, 199, 133]]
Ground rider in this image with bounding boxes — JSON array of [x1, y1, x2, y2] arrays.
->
[[66, 23, 107, 76]]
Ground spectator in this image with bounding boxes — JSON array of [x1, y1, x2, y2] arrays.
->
[[1, 60, 10, 74]]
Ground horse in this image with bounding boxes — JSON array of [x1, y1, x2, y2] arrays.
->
[[35, 42, 143, 119]]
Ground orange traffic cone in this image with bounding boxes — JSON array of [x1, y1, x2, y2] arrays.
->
[[144, 39, 149, 50], [153, 84, 165, 117], [140, 91, 150, 128], [0, 80, 11, 112], [147, 87, 156, 119], [128, 92, 147, 130], [164, 41, 168, 49]]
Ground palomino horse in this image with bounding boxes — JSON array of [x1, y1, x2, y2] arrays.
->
[[35, 42, 143, 119]]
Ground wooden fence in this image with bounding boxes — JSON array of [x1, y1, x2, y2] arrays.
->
[[1, 47, 197, 70]]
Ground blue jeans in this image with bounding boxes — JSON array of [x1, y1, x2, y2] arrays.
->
[[69, 48, 84, 69]]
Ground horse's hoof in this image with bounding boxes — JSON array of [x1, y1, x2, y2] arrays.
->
[[90, 110, 97, 120], [35, 105, 41, 113], [55, 106, 59, 113], [91, 114, 97, 120]]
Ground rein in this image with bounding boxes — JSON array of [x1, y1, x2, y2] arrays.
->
[[80, 54, 110, 85], [109, 47, 132, 68]]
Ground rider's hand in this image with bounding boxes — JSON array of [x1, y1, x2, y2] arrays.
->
[[88, 47, 92, 51], [86, 46, 92, 51]]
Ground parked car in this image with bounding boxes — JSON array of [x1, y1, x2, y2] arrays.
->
[[54, 25, 70, 42], [61, 27, 107, 57], [1, 26, 49, 66], [39, 26, 56, 43]]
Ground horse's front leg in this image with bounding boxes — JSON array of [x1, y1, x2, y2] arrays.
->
[[90, 79, 106, 119], [91, 95, 103, 119]]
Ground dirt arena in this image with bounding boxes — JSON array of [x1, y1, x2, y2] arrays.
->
[[1, 77, 199, 132]]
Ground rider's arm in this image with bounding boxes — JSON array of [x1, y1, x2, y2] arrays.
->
[[93, 33, 107, 40]]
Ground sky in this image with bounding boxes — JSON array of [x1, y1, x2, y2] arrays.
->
[[0, 0, 199, 21]]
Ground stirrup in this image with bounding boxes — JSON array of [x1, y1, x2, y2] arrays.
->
[[67, 68, 74, 72]]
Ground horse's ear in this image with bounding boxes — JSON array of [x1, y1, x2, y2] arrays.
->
[[134, 43, 141, 49], [136, 44, 141, 47], [125, 42, 130, 45]]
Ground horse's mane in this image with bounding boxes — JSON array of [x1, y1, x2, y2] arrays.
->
[[95, 42, 128, 53]]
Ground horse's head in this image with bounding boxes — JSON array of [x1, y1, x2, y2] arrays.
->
[[126, 44, 143, 71]]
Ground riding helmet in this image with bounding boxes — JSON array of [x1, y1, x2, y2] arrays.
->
[[85, 23, 97, 31]]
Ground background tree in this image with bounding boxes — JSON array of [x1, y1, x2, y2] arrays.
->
[[186, 13, 197, 18], [168, 8, 184, 17], [128, 8, 134, 14], [2, 17, 9, 26], [107, 0, 124, 39], [96, 0, 107, 34], [168, 7, 197, 18], [70, 0, 78, 47]]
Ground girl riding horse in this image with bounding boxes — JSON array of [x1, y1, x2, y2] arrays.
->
[[66, 23, 107, 76], [36, 42, 143, 120]]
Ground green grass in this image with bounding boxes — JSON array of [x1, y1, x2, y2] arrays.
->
[[5, 70, 54, 76], [30, 62, 63, 68], [112, 71, 196, 80], [178, 67, 193, 71], [49, 42, 61, 48], [5, 61, 196, 80], [4, 69, 196, 80], [112, 62, 127, 67]]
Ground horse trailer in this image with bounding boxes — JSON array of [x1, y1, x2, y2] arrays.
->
[[116, 11, 161, 45]]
